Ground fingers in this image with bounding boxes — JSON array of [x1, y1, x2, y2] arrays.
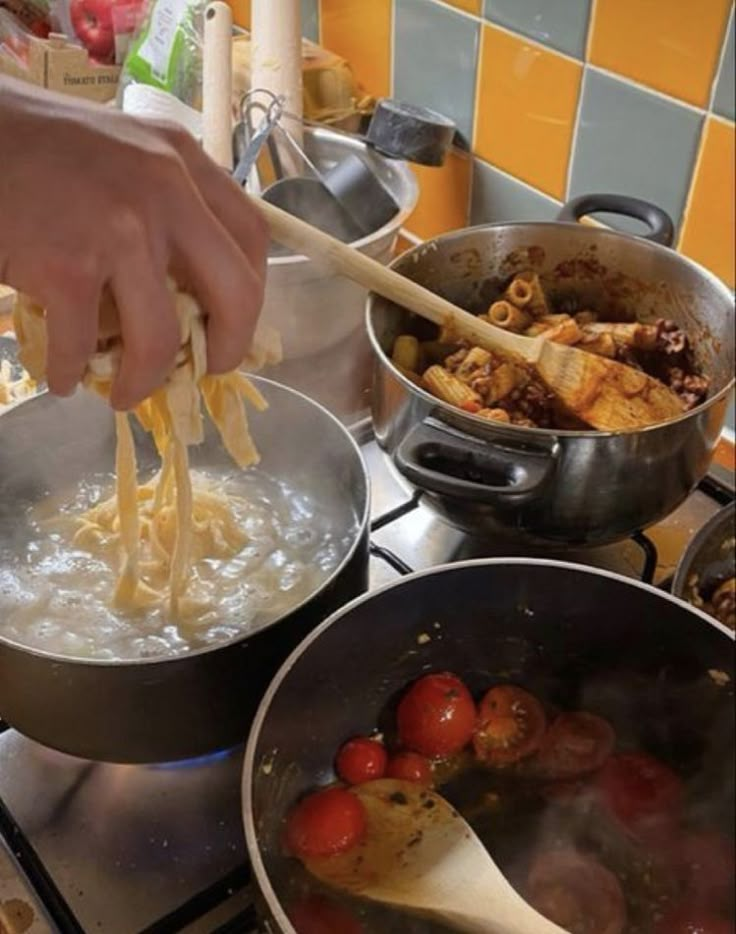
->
[[109, 245, 180, 412], [45, 289, 99, 397], [171, 200, 266, 374]]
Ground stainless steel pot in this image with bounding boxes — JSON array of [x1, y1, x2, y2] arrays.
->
[[367, 195, 735, 546], [673, 502, 735, 627], [242, 559, 735, 933], [0, 378, 370, 763]]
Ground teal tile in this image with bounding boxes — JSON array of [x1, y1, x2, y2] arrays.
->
[[713, 7, 735, 120], [484, 0, 591, 59], [471, 158, 561, 224], [394, 0, 480, 146], [301, 0, 319, 42], [569, 69, 703, 236]]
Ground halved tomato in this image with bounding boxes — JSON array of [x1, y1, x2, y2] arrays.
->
[[536, 711, 615, 780], [397, 672, 476, 758], [654, 905, 734, 934], [594, 752, 684, 839], [527, 848, 626, 934], [288, 894, 364, 934], [385, 751, 433, 786], [472, 685, 546, 766], [672, 831, 736, 909], [284, 788, 366, 860]]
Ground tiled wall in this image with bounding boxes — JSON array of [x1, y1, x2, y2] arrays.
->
[[235, 0, 735, 295]]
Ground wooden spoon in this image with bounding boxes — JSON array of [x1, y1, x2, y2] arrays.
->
[[305, 779, 566, 934], [254, 197, 686, 432]]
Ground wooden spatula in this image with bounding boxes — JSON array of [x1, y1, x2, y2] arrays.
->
[[254, 197, 686, 432], [305, 779, 566, 934]]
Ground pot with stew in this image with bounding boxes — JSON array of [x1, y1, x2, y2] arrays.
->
[[243, 559, 735, 934], [367, 195, 735, 546]]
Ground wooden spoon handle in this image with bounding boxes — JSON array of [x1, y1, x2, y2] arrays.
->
[[202, 1, 233, 170], [253, 197, 532, 361]]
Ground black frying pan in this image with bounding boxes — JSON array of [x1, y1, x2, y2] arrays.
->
[[242, 559, 735, 933]]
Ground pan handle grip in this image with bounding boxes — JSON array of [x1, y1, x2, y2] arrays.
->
[[557, 194, 675, 246], [393, 418, 556, 504]]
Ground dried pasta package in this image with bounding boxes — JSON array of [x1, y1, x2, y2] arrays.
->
[[13, 284, 282, 619]]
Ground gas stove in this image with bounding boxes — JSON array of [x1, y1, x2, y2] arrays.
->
[[0, 417, 733, 934]]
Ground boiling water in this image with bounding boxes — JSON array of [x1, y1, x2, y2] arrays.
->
[[0, 469, 353, 661]]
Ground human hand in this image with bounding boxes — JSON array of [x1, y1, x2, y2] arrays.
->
[[0, 76, 268, 410]]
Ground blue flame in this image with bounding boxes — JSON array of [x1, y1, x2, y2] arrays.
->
[[148, 747, 237, 770]]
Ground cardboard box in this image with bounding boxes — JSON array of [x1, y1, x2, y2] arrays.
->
[[0, 34, 120, 102]]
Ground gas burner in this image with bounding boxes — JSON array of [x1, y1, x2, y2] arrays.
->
[[148, 747, 239, 772]]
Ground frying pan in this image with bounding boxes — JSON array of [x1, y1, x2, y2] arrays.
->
[[242, 559, 735, 933]]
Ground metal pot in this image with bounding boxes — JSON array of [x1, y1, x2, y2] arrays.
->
[[0, 377, 370, 763], [367, 195, 735, 547], [673, 502, 735, 628], [261, 126, 418, 361], [242, 559, 735, 933]]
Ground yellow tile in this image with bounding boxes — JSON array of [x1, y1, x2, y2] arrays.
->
[[441, 0, 482, 13], [227, 0, 250, 29], [679, 118, 735, 289], [589, 0, 732, 108], [320, 0, 392, 98], [405, 150, 472, 239], [474, 25, 581, 199]]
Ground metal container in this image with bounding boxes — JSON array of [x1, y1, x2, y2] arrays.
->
[[0, 378, 370, 763], [262, 126, 418, 360], [367, 197, 735, 546], [673, 502, 735, 627], [242, 559, 735, 933]]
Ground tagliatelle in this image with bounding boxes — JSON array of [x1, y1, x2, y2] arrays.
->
[[13, 285, 282, 619]]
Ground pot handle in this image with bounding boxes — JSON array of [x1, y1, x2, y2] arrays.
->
[[393, 418, 556, 504], [557, 194, 675, 247]]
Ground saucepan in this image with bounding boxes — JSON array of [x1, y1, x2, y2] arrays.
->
[[242, 558, 735, 933], [367, 195, 735, 546], [0, 377, 370, 763]]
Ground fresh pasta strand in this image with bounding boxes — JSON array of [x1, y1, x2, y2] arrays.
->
[[13, 285, 283, 620]]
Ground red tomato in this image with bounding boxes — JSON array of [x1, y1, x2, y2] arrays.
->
[[536, 711, 615, 779], [461, 400, 481, 413], [396, 672, 476, 758], [673, 832, 736, 908], [385, 751, 433, 786], [527, 848, 626, 934], [284, 788, 366, 860], [654, 905, 734, 934], [69, 0, 115, 61], [335, 737, 388, 785], [288, 894, 363, 934], [594, 752, 684, 837], [473, 685, 547, 766]]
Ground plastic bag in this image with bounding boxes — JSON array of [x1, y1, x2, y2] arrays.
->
[[48, 0, 146, 65], [117, 0, 203, 109]]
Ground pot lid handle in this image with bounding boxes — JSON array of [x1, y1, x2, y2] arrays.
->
[[558, 194, 675, 247]]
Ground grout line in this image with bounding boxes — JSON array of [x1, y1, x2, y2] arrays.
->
[[423, 0, 583, 66], [710, 112, 736, 128], [399, 227, 425, 245], [676, 119, 709, 251], [470, 15, 485, 157], [708, 4, 734, 114], [584, 0, 597, 61], [389, 0, 397, 97], [586, 64, 707, 116], [564, 64, 587, 202], [475, 155, 564, 207], [316, 0, 323, 47]]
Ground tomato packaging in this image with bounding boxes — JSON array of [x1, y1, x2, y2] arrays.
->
[[0, 8, 32, 66]]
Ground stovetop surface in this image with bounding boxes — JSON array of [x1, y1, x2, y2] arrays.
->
[[0, 428, 733, 934]]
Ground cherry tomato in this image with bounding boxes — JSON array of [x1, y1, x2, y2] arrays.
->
[[594, 752, 684, 837], [527, 848, 627, 934], [536, 711, 615, 780], [672, 831, 736, 908], [335, 737, 388, 785], [473, 685, 547, 766], [654, 905, 734, 934], [385, 751, 433, 786], [396, 672, 476, 758], [461, 400, 481, 413], [284, 788, 366, 860], [288, 894, 363, 934]]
